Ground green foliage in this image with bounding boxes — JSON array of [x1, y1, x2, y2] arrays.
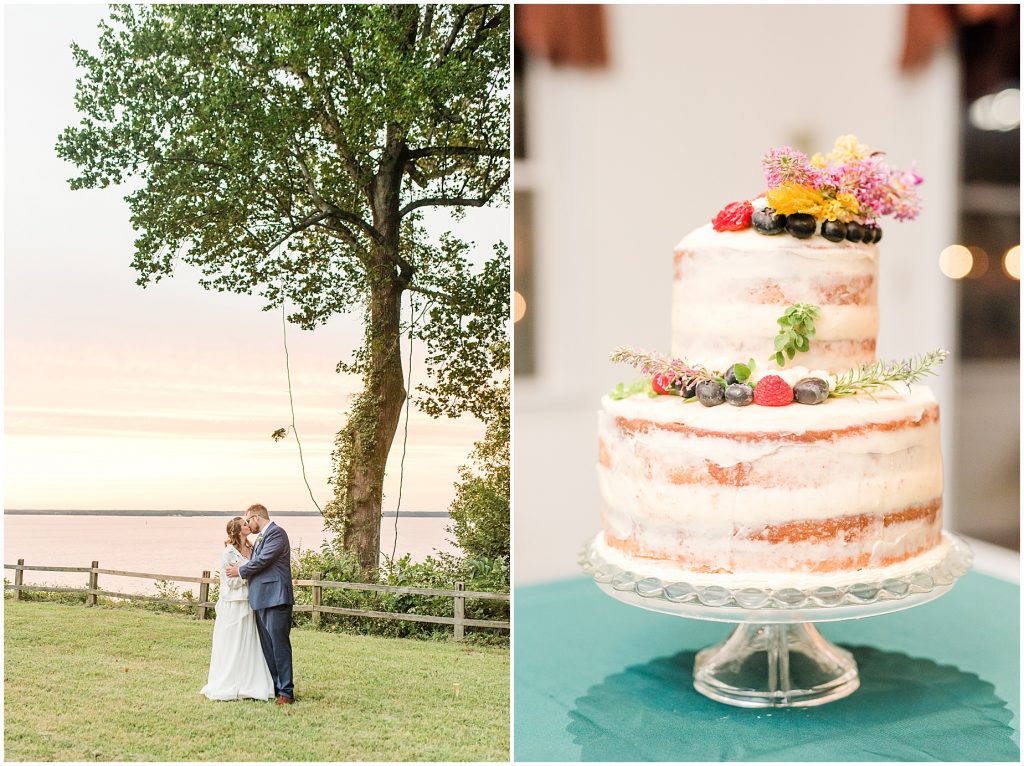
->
[[609, 378, 656, 400], [446, 377, 509, 562], [290, 543, 508, 645], [5, 600, 509, 761], [729, 358, 757, 384], [771, 304, 821, 367], [57, 4, 511, 570]]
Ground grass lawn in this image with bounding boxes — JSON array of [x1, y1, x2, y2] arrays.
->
[[4, 599, 509, 761]]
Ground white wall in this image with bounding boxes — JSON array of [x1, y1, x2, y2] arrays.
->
[[514, 4, 959, 584]]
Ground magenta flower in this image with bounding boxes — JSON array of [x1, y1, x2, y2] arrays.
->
[[762, 147, 821, 189]]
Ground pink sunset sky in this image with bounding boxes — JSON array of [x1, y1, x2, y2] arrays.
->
[[3, 5, 508, 514]]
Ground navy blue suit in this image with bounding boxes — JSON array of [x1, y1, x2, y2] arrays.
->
[[239, 521, 294, 699]]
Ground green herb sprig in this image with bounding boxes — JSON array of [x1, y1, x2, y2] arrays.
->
[[609, 379, 656, 400], [830, 348, 949, 398], [771, 304, 820, 367]]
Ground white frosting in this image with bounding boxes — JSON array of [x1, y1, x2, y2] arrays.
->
[[672, 224, 879, 374], [591, 531, 952, 590]]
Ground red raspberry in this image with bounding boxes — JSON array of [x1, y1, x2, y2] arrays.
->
[[711, 200, 753, 232], [753, 375, 794, 406], [651, 372, 677, 395]]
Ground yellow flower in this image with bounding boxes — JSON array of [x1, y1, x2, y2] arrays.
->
[[810, 152, 827, 169], [821, 192, 860, 223], [827, 135, 872, 164], [766, 182, 825, 217]]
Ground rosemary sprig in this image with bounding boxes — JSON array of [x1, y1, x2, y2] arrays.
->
[[830, 348, 949, 398], [771, 303, 820, 367]]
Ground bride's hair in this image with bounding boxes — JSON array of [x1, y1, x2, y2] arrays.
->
[[225, 516, 245, 549]]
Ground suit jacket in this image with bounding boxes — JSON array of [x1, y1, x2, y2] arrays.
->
[[238, 521, 294, 610]]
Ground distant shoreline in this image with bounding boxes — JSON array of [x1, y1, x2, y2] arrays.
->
[[4, 509, 449, 518]]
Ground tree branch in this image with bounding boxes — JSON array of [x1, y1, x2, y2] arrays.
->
[[406, 145, 507, 160], [398, 169, 509, 218], [292, 148, 383, 245]]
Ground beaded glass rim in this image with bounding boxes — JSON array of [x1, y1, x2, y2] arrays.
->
[[579, 532, 973, 611]]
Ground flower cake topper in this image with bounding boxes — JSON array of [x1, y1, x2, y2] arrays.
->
[[711, 135, 923, 242]]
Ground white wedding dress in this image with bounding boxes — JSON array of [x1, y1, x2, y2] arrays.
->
[[200, 545, 274, 701]]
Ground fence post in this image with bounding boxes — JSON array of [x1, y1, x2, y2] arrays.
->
[[87, 561, 98, 606], [197, 570, 210, 620], [312, 572, 322, 628], [14, 558, 24, 601], [454, 581, 465, 641]]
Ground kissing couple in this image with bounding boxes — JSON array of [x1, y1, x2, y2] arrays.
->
[[200, 503, 295, 705]]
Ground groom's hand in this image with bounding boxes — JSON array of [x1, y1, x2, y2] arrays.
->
[[226, 564, 240, 577]]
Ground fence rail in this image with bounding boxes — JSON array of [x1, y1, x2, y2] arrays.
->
[[4, 558, 509, 640]]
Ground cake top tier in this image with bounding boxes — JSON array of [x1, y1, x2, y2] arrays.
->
[[710, 135, 923, 245]]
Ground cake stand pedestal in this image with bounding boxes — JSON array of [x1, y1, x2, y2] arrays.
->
[[580, 532, 972, 709]]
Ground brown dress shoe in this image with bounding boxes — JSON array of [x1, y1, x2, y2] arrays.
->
[[275, 695, 294, 705]]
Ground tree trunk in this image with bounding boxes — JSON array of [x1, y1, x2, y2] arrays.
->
[[333, 275, 407, 573]]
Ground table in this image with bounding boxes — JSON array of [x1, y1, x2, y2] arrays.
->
[[514, 571, 1019, 761]]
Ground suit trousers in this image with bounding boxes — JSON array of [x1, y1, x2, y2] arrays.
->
[[254, 603, 294, 699]]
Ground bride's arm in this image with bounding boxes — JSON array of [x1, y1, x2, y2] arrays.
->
[[220, 548, 246, 590]]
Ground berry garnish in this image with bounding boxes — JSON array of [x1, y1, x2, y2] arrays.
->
[[821, 220, 847, 242], [696, 380, 726, 407], [785, 213, 815, 239], [873, 227, 883, 243], [753, 375, 794, 406], [680, 379, 698, 399], [712, 200, 754, 232], [793, 377, 830, 405], [751, 207, 787, 235], [725, 383, 754, 406], [845, 221, 865, 242], [651, 372, 678, 395]]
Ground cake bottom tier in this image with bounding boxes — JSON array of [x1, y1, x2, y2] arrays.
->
[[597, 386, 945, 581]]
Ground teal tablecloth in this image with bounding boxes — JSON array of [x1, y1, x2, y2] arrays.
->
[[514, 572, 1019, 761]]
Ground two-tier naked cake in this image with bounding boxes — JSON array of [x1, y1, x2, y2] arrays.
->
[[597, 136, 949, 588]]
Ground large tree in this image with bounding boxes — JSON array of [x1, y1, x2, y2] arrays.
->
[[57, 4, 510, 571]]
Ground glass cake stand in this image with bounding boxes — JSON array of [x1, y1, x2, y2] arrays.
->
[[580, 532, 972, 708]]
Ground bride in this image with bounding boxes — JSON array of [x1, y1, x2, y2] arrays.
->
[[200, 516, 274, 701]]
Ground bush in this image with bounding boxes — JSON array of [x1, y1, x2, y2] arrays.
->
[[290, 540, 509, 644]]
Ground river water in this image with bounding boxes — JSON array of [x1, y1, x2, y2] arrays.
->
[[4, 513, 456, 595]]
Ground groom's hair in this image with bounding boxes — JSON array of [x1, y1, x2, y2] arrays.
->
[[246, 503, 270, 519]]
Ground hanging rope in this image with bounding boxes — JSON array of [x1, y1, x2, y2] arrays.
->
[[282, 305, 323, 514], [389, 293, 416, 565]]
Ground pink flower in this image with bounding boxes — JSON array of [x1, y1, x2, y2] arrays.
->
[[762, 147, 821, 189]]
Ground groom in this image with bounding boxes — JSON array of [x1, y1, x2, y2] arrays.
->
[[225, 503, 295, 705]]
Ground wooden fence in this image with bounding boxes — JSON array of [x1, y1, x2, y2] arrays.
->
[[3, 559, 509, 640]]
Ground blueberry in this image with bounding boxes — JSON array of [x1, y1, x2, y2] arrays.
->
[[821, 220, 846, 242], [860, 225, 874, 243], [680, 379, 698, 399], [696, 380, 726, 407], [793, 377, 830, 405], [785, 213, 816, 239], [724, 364, 740, 385], [845, 222, 865, 243], [725, 383, 754, 406], [873, 227, 883, 243], [751, 207, 787, 235]]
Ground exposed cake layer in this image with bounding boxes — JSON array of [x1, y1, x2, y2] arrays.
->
[[672, 225, 879, 373], [597, 387, 943, 577]]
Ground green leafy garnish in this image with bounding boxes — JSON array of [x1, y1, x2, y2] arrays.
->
[[771, 304, 820, 367], [609, 378, 656, 400], [830, 349, 949, 399], [730, 357, 757, 383]]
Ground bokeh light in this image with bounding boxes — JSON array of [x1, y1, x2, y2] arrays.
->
[[1003, 245, 1020, 280], [513, 290, 527, 322], [938, 245, 973, 279]]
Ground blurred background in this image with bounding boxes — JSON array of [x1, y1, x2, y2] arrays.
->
[[513, 4, 1019, 584]]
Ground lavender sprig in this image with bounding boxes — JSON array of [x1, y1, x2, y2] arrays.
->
[[609, 347, 720, 386], [830, 348, 949, 398]]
